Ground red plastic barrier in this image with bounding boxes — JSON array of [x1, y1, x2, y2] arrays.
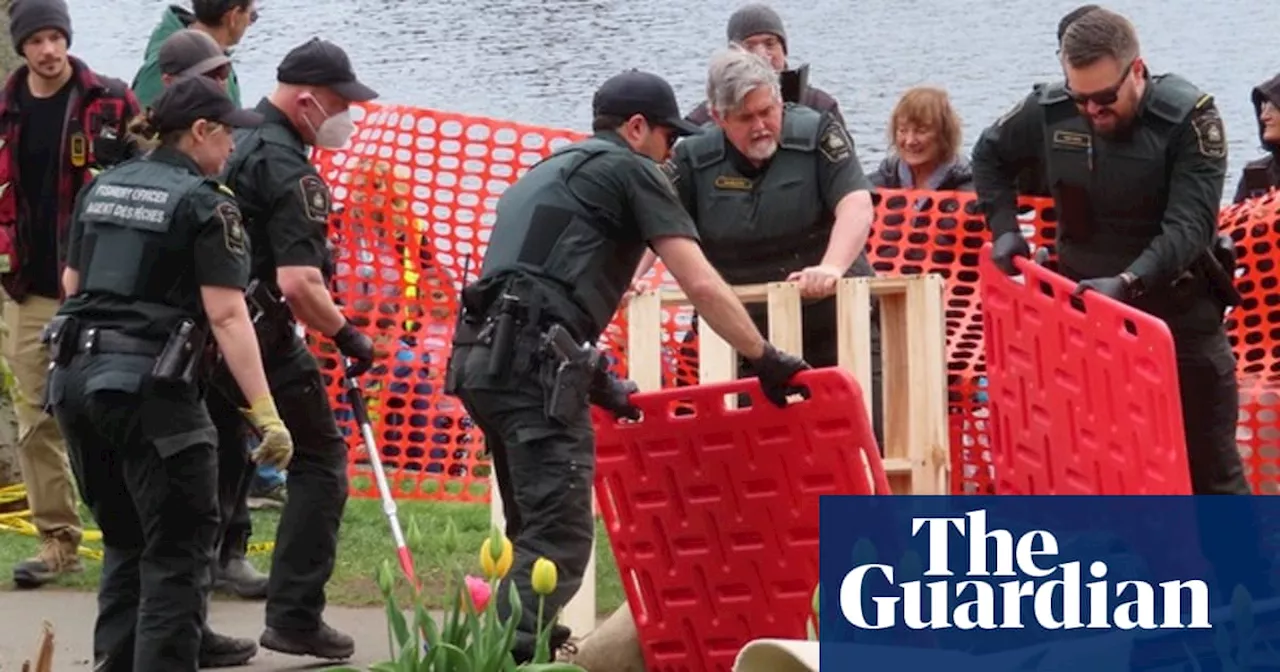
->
[[978, 244, 1192, 494], [301, 101, 1279, 501], [592, 368, 888, 671]]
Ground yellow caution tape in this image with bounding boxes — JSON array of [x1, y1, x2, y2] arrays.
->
[[0, 483, 273, 561]]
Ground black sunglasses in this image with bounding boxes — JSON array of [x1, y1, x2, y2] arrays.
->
[[1065, 60, 1135, 107]]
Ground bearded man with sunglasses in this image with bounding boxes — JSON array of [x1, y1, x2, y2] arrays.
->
[[972, 6, 1249, 495]]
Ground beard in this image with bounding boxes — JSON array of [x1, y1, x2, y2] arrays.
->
[[744, 137, 778, 162]]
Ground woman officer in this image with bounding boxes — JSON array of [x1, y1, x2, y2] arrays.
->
[[46, 74, 295, 672]]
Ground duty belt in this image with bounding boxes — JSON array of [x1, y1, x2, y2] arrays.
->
[[75, 328, 166, 357]]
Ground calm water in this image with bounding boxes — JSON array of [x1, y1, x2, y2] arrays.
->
[[74, 0, 1271, 197]]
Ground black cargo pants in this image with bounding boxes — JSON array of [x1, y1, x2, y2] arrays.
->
[[1174, 327, 1251, 495], [49, 353, 219, 672], [258, 335, 350, 631], [447, 337, 595, 662]]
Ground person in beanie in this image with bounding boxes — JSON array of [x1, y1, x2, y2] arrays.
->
[[1, 0, 140, 590], [132, 0, 258, 108], [685, 3, 844, 128]]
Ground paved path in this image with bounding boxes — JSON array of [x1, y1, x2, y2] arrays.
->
[[0, 590, 397, 671]]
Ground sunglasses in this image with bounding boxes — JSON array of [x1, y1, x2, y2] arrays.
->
[[1065, 60, 1135, 107]]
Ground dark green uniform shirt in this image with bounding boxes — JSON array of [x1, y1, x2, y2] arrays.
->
[[478, 130, 699, 339], [61, 146, 251, 340], [663, 108, 874, 285], [971, 74, 1228, 290], [221, 99, 333, 285]]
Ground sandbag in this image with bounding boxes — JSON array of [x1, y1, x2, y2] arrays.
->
[[733, 639, 819, 672], [566, 601, 646, 672]]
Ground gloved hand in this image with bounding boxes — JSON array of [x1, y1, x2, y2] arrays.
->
[[243, 395, 294, 470], [1073, 275, 1130, 301], [991, 231, 1031, 276], [747, 342, 811, 408], [333, 320, 375, 377], [589, 371, 641, 420]]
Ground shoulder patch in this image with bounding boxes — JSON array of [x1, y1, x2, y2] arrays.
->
[[1191, 106, 1226, 159], [818, 123, 853, 163], [215, 201, 247, 256], [658, 159, 680, 186], [298, 175, 332, 222], [648, 162, 677, 197]]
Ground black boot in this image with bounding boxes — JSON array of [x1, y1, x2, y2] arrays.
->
[[260, 622, 355, 660], [199, 627, 258, 668], [213, 556, 269, 600]]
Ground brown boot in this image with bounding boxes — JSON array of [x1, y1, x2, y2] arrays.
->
[[13, 529, 83, 589]]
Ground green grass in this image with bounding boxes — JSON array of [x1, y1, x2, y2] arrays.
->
[[0, 498, 626, 618]]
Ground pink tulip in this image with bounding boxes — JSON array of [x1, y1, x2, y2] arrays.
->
[[465, 575, 492, 613]]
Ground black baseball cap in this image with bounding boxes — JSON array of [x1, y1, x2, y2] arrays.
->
[[152, 74, 263, 133], [159, 29, 231, 78], [277, 37, 378, 102], [592, 69, 701, 136]]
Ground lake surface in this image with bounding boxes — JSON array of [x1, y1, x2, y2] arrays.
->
[[75, 0, 1273, 198]]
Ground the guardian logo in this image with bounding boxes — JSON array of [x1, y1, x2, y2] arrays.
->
[[840, 510, 1211, 631]]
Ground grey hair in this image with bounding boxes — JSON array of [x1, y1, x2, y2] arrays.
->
[[706, 43, 780, 118]]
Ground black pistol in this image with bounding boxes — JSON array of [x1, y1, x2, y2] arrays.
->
[[152, 319, 196, 383], [540, 324, 598, 425]]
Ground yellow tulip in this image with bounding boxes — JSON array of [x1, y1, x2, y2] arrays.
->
[[531, 557, 558, 596], [479, 532, 514, 580]]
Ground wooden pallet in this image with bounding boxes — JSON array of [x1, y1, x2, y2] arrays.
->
[[625, 276, 951, 495]]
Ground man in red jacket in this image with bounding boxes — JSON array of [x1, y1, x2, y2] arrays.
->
[[1, 0, 140, 589]]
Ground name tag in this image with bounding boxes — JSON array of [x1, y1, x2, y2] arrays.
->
[[713, 175, 753, 191], [1052, 130, 1091, 150]]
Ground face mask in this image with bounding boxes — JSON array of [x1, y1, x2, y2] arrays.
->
[[303, 97, 355, 149]]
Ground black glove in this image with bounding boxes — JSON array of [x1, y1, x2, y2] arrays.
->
[[333, 321, 375, 377], [991, 231, 1031, 276], [748, 343, 811, 408], [1072, 275, 1130, 301], [589, 371, 641, 421]]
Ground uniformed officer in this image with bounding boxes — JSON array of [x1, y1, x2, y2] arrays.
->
[[46, 75, 294, 672], [150, 23, 276, 616], [972, 7, 1250, 495], [445, 68, 810, 662], [216, 36, 377, 659], [635, 44, 884, 445]]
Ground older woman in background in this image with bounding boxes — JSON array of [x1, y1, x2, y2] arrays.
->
[[870, 86, 973, 191]]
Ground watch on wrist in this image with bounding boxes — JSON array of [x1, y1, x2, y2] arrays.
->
[[1119, 272, 1143, 299]]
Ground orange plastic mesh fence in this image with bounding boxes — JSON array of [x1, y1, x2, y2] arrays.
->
[[307, 101, 1279, 500]]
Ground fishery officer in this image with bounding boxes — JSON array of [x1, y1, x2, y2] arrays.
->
[[46, 75, 293, 672], [972, 7, 1249, 495], [215, 36, 377, 660], [445, 68, 810, 662], [634, 45, 884, 445]]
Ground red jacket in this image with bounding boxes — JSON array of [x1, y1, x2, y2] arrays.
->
[[0, 56, 140, 301]]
